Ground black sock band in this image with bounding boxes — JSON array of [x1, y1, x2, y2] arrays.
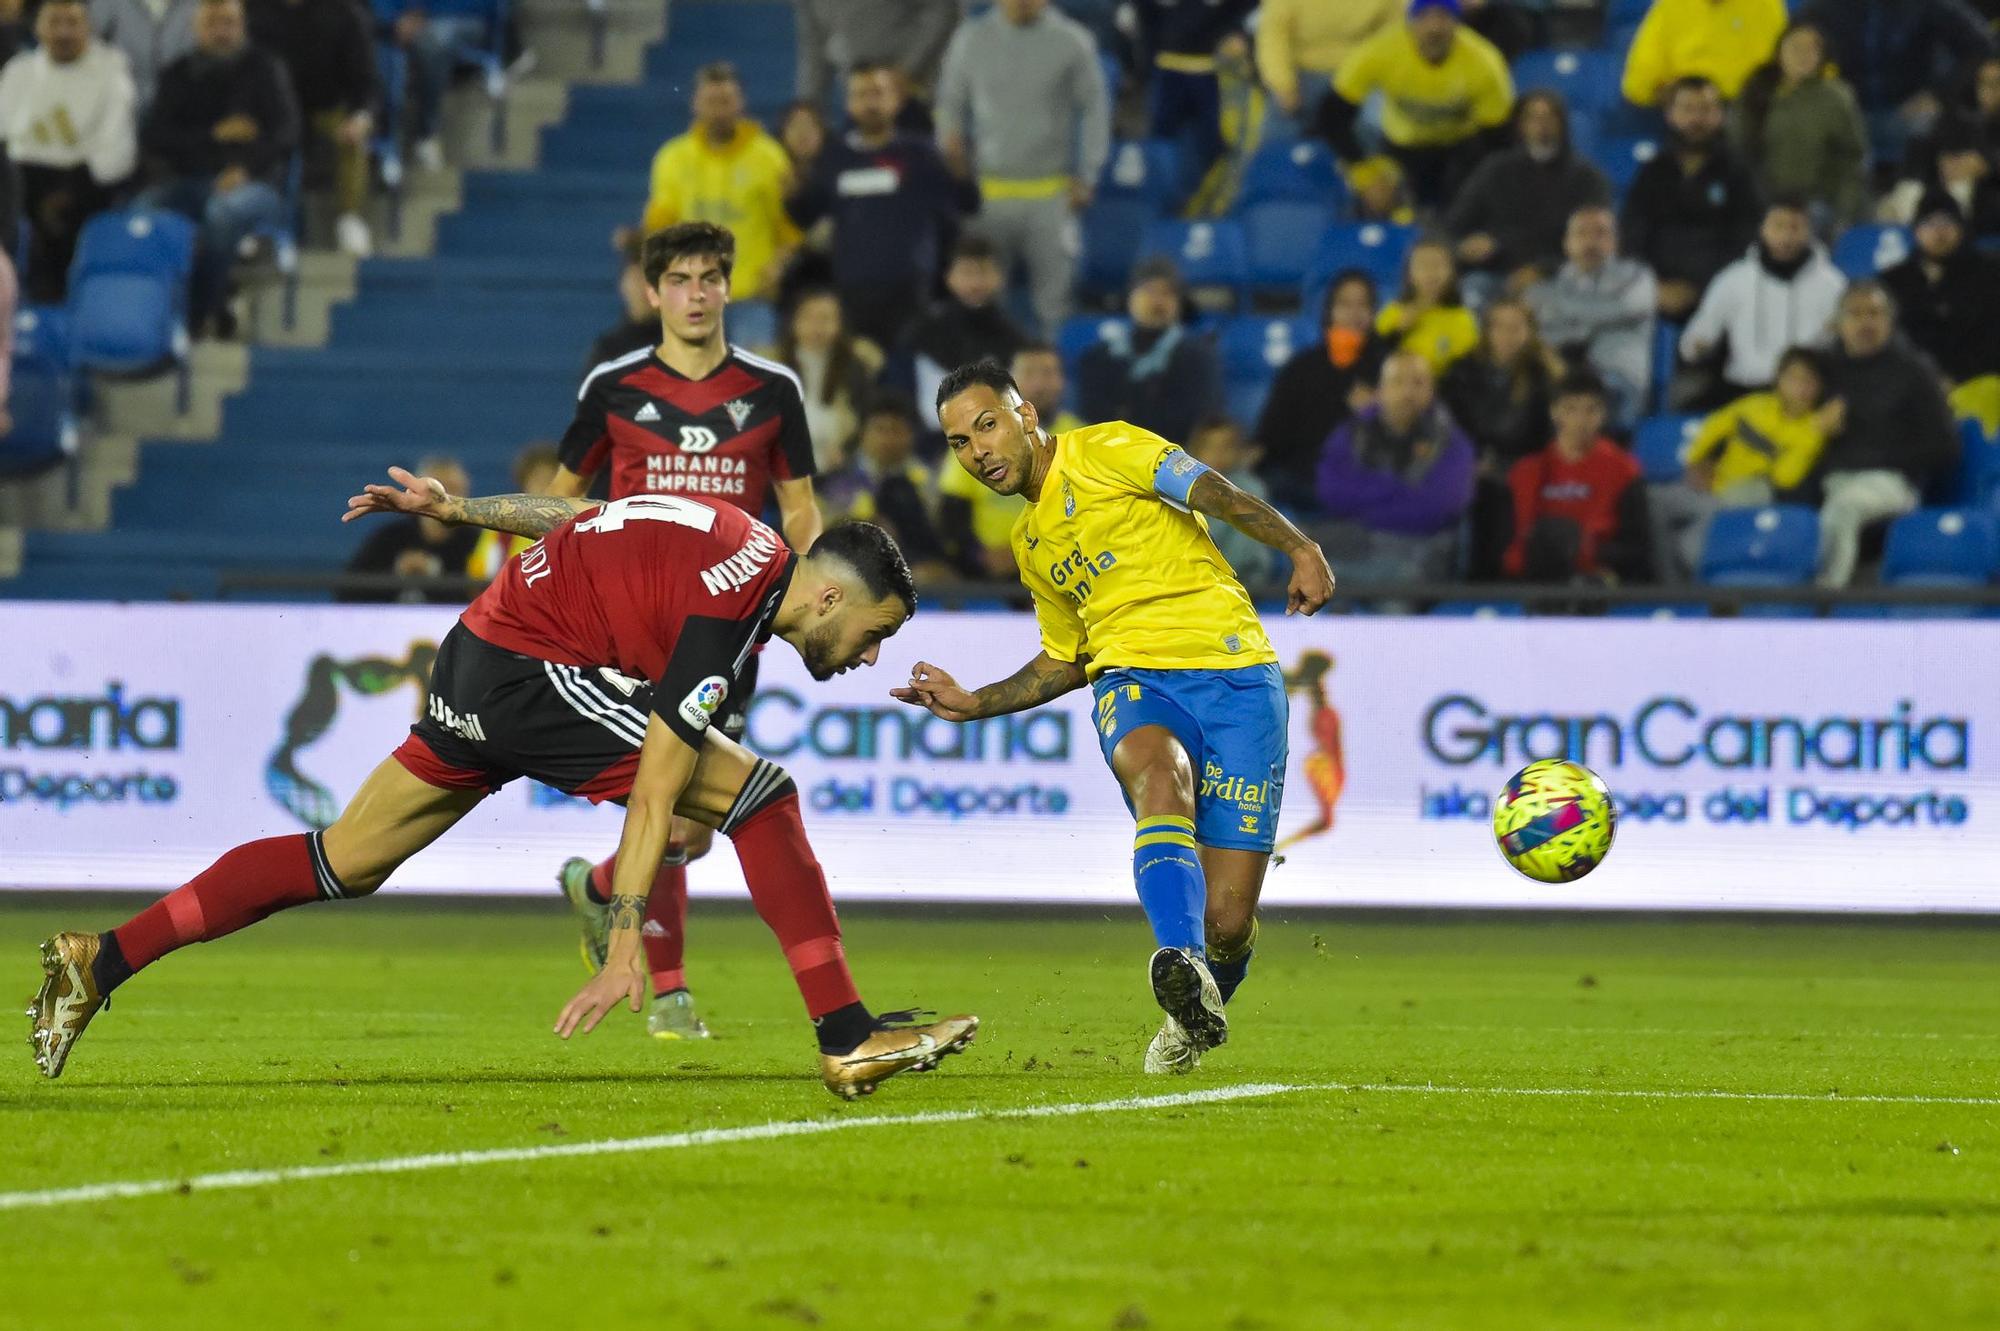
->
[[813, 1001, 876, 1055], [92, 932, 134, 996], [718, 760, 796, 838]]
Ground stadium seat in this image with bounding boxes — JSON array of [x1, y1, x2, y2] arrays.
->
[[1606, 603, 1712, 619], [1078, 197, 1153, 295], [1138, 219, 1250, 301], [1242, 201, 1335, 290], [1831, 225, 1913, 279], [1304, 222, 1416, 302], [1881, 508, 2000, 586], [67, 208, 196, 375], [1238, 138, 1345, 209], [1097, 138, 1185, 213], [0, 306, 78, 477], [1226, 377, 1270, 426], [1430, 601, 1527, 617], [1947, 417, 2000, 506], [1649, 319, 1681, 415], [1697, 505, 1820, 586], [1218, 315, 1313, 382], [1633, 413, 1700, 482], [1056, 314, 1128, 369], [1512, 49, 1623, 114], [1600, 137, 1659, 198]]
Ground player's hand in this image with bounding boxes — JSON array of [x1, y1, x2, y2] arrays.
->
[[554, 950, 645, 1038], [343, 465, 453, 524], [889, 661, 982, 722], [1286, 544, 1335, 616]]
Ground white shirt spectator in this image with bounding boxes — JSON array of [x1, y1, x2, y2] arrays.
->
[[1680, 241, 1845, 390], [0, 41, 137, 183]]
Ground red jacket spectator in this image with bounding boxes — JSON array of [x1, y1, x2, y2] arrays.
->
[[1504, 375, 1649, 581]]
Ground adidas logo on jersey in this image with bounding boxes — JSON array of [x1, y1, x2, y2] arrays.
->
[[634, 402, 661, 422]]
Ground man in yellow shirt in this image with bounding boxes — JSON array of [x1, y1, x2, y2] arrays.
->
[[899, 360, 1335, 1076], [1621, 0, 1786, 107], [640, 62, 798, 298], [1322, 0, 1514, 208], [1255, 0, 1399, 122]]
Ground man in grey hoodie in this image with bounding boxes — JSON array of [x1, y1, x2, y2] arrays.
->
[[934, 0, 1111, 337], [1527, 204, 1658, 427]]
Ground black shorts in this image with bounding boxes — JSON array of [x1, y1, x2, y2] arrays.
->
[[392, 625, 760, 804]]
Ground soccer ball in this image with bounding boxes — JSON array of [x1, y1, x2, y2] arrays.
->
[[1492, 759, 1616, 883]]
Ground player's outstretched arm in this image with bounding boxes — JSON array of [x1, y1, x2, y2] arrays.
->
[[1186, 471, 1336, 616], [891, 653, 1086, 722], [555, 714, 700, 1039], [343, 466, 597, 539]]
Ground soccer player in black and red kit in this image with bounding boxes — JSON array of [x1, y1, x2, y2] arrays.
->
[[548, 221, 824, 1040], [28, 475, 977, 1098]]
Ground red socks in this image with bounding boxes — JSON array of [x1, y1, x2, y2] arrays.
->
[[589, 852, 689, 993], [112, 833, 342, 976], [729, 793, 859, 1019]]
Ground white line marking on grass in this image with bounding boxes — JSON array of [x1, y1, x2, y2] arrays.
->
[[7, 1078, 1996, 1213]]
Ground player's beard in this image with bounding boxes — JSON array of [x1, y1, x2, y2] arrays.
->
[[800, 620, 844, 681]]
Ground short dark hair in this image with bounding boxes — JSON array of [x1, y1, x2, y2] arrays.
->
[[1552, 370, 1608, 404], [950, 231, 999, 265], [1320, 268, 1378, 327], [847, 60, 895, 82], [695, 61, 739, 86], [1012, 340, 1058, 363], [642, 221, 735, 286], [1766, 191, 1812, 217], [934, 358, 1018, 415], [1666, 74, 1720, 105], [862, 390, 920, 427], [1842, 277, 1896, 315], [1775, 345, 1827, 383], [1188, 413, 1240, 439], [810, 521, 918, 617]]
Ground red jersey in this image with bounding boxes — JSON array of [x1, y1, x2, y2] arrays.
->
[[1504, 439, 1643, 577], [460, 495, 793, 745], [559, 345, 816, 510]]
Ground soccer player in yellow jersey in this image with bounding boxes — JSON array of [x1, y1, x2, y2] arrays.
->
[[895, 360, 1335, 1072]]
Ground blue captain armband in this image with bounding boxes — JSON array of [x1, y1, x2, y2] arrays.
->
[[1152, 448, 1212, 511]]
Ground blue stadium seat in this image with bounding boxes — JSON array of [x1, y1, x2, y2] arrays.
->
[[1881, 508, 2000, 586], [1078, 197, 1153, 294], [67, 208, 195, 374], [1606, 603, 1712, 618], [1304, 222, 1416, 301], [1056, 314, 1128, 369], [1600, 136, 1660, 198], [1649, 318, 1680, 414], [1226, 377, 1270, 426], [1831, 225, 1913, 279], [0, 306, 77, 476], [1098, 138, 1185, 213], [1512, 49, 1623, 114], [1633, 413, 1699, 482], [1238, 139, 1345, 209], [1138, 219, 1250, 298], [1697, 505, 1820, 586], [1218, 315, 1313, 381], [1430, 601, 1527, 617], [1242, 201, 1334, 289], [1947, 417, 2000, 506], [1607, 0, 1654, 25]]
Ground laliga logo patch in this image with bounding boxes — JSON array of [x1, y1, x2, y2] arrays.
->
[[1168, 452, 1197, 476], [678, 675, 730, 731]]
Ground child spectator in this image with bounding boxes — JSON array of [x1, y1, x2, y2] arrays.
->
[[1376, 236, 1478, 374], [1502, 373, 1649, 584], [817, 392, 953, 580]]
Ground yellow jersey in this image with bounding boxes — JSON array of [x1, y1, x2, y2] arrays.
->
[[1377, 302, 1479, 373], [1621, 0, 1785, 105], [1688, 392, 1827, 491], [642, 123, 800, 298], [1010, 421, 1276, 680], [1333, 23, 1513, 150]]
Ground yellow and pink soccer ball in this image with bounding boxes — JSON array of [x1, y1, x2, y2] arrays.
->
[[1492, 759, 1617, 883]]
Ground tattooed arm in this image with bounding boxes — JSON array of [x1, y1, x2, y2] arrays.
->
[[344, 465, 597, 539], [890, 652, 1088, 721], [1186, 470, 1336, 616]]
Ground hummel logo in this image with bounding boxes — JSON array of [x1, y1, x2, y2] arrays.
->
[[635, 402, 661, 422]]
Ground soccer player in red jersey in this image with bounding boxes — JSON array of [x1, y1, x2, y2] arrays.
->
[[28, 474, 976, 1099], [549, 221, 823, 1040]]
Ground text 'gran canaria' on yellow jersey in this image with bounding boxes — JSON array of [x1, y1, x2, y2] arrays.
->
[[1010, 421, 1276, 680]]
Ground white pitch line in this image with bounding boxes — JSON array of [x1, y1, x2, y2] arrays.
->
[[5, 1078, 1995, 1214]]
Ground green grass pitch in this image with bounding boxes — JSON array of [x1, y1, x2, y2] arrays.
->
[[4, 897, 1998, 1330]]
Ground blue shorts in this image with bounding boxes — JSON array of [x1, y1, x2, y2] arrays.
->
[[1090, 663, 1289, 853]]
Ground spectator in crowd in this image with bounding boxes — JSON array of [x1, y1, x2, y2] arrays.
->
[[341, 454, 481, 603], [97, 0, 197, 111], [1254, 0, 1397, 127], [1345, 152, 1416, 224], [581, 229, 654, 371], [1814, 281, 1960, 586], [1311, 349, 1476, 582], [1076, 255, 1222, 447], [1186, 415, 1279, 585], [1013, 339, 1081, 434], [793, 0, 962, 112], [1886, 115, 2000, 236], [640, 62, 797, 300], [1880, 187, 2000, 387], [247, 0, 377, 258], [1446, 89, 1610, 301], [141, 0, 298, 338], [1621, 76, 1762, 321], [1799, 0, 1994, 133], [1729, 21, 1868, 231], [1376, 236, 1478, 374], [937, 340, 1068, 578], [1444, 296, 1565, 577], [788, 62, 974, 350], [0, 0, 137, 302], [373, 0, 493, 171], [1132, 0, 1256, 188], [1679, 196, 1845, 403], [773, 285, 882, 471], [777, 99, 827, 177], [1650, 346, 1840, 581], [1502, 372, 1650, 583], [935, 0, 1109, 339], [1256, 270, 1388, 506], [1621, 0, 1786, 108], [904, 231, 1027, 412], [1322, 0, 1514, 210], [467, 443, 562, 580], [817, 392, 952, 580], [1528, 205, 1657, 426]]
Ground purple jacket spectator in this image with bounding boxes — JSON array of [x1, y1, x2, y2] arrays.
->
[[1315, 402, 1476, 535]]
